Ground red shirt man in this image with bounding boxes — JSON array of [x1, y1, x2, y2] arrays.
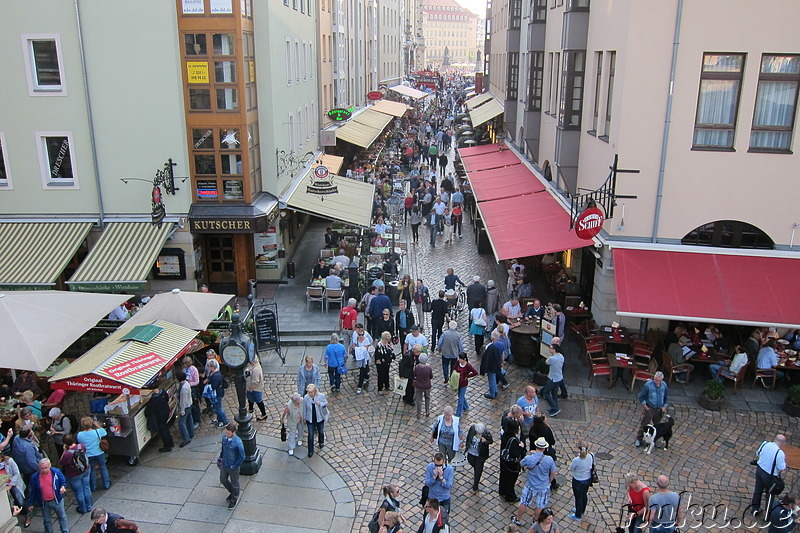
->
[[339, 299, 359, 345]]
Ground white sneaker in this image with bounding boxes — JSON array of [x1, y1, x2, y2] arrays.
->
[[357, 388, 362, 394], [288, 449, 294, 456], [297, 440, 303, 446]]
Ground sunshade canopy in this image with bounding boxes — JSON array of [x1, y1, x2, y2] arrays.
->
[[388, 85, 429, 99], [0, 222, 92, 290], [613, 248, 800, 328], [68, 222, 173, 292], [469, 98, 504, 127], [353, 109, 394, 130], [477, 192, 588, 261], [467, 165, 543, 201], [285, 166, 376, 228], [336, 120, 383, 149], [371, 99, 409, 117], [0, 291, 130, 372], [459, 144, 502, 157], [50, 320, 199, 394], [316, 154, 344, 175], [125, 289, 234, 330], [461, 149, 521, 173], [465, 92, 493, 110]]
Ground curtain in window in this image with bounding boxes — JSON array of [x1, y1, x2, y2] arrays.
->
[[694, 79, 739, 147], [750, 81, 798, 149]]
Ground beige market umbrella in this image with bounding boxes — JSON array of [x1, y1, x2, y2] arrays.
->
[[125, 289, 234, 330], [0, 291, 130, 372]]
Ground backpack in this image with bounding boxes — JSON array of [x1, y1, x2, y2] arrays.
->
[[70, 446, 89, 473]]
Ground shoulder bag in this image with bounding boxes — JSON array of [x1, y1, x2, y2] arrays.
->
[[768, 449, 785, 495], [500, 437, 522, 472], [589, 452, 599, 485], [96, 429, 110, 453]]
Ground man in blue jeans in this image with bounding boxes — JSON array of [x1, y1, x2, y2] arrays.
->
[[217, 422, 244, 509], [480, 330, 504, 399], [540, 344, 565, 417], [424, 452, 454, 515], [207, 360, 227, 428], [26, 458, 69, 533]]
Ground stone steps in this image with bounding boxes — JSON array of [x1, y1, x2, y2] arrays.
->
[[279, 329, 336, 346]]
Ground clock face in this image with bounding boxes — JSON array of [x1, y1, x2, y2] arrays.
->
[[223, 344, 247, 368]]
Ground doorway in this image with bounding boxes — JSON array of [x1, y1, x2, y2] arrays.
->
[[205, 234, 237, 294]]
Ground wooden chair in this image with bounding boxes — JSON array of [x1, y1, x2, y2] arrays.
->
[[721, 364, 748, 393], [630, 356, 658, 392], [586, 342, 606, 366], [564, 295, 582, 309], [752, 368, 777, 390], [632, 339, 651, 351], [320, 249, 334, 259], [662, 355, 693, 384], [306, 287, 325, 312], [588, 354, 612, 388], [325, 288, 344, 313]]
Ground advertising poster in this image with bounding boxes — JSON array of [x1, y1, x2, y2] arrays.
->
[[182, 0, 204, 14], [210, 0, 233, 13], [254, 226, 278, 269], [187, 62, 209, 83]]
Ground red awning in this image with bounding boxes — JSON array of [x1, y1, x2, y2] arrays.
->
[[613, 248, 800, 327], [459, 143, 502, 157], [461, 150, 521, 173], [478, 191, 589, 261], [468, 164, 544, 201]]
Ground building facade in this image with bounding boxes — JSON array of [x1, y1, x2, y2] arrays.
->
[[485, 0, 800, 329], [421, 0, 480, 70]]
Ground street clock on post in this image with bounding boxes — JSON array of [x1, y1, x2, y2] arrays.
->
[[219, 314, 253, 370]]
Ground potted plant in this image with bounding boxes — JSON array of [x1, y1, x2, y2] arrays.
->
[[699, 379, 725, 411], [782, 385, 800, 417]]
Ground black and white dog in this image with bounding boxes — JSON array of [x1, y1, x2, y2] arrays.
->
[[642, 415, 675, 454]]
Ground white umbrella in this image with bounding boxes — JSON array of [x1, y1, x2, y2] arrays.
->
[[125, 289, 234, 330], [0, 291, 130, 372]]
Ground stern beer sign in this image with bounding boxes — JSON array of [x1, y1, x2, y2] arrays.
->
[[574, 206, 604, 240]]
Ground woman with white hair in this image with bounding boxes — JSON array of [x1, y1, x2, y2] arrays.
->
[[465, 422, 493, 491], [280, 393, 304, 456], [302, 384, 329, 458], [413, 353, 434, 418], [430, 406, 462, 463]]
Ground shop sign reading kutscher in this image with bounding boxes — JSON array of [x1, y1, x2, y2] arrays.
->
[[574, 206, 605, 240], [307, 165, 338, 200]]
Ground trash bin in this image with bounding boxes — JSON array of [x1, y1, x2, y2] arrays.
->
[[287, 261, 296, 279]]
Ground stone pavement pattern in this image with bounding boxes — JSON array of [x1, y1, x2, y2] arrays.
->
[[28, 148, 796, 532]]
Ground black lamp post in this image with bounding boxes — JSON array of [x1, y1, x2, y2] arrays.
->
[[219, 314, 262, 475]]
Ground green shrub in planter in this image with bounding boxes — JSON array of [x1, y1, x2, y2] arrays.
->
[[704, 379, 725, 400], [788, 385, 800, 406]]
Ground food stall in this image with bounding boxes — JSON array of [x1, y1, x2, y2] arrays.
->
[[49, 320, 201, 465]]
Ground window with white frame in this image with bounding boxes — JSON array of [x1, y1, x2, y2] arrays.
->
[[749, 54, 799, 152], [693, 53, 745, 150], [602, 51, 616, 139], [37, 132, 78, 188], [0, 133, 11, 188], [288, 114, 295, 152], [286, 39, 292, 85], [22, 34, 66, 95], [590, 51, 602, 133]]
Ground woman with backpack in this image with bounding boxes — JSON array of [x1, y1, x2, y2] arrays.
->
[[59, 433, 93, 514], [368, 484, 406, 533]]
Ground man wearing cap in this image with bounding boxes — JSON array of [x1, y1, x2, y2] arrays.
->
[[513, 437, 557, 527], [634, 372, 668, 447], [466, 276, 487, 321]]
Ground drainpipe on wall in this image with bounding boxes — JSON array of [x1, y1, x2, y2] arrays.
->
[[74, 0, 106, 228], [651, 0, 684, 242]]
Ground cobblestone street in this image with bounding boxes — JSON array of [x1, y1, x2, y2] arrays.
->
[[239, 150, 796, 532]]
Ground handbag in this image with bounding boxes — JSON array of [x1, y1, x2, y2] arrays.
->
[[473, 312, 487, 327], [393, 376, 408, 396], [448, 370, 460, 394], [500, 437, 522, 472], [280, 423, 287, 442], [96, 429, 110, 453], [423, 298, 432, 313], [589, 452, 599, 485], [768, 449, 785, 495], [338, 364, 348, 376]]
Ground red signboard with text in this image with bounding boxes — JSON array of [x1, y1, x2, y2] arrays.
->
[[104, 353, 166, 381], [574, 206, 605, 240], [51, 375, 136, 395]]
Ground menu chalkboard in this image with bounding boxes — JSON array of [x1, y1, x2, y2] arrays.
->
[[255, 307, 279, 351]]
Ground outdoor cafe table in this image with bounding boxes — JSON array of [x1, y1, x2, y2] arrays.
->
[[781, 444, 800, 494], [509, 319, 540, 367], [606, 353, 635, 389], [602, 326, 632, 355]]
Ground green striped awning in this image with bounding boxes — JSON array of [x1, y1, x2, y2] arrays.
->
[[67, 222, 173, 292], [0, 222, 92, 290]]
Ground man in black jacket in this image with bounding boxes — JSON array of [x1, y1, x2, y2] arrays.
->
[[145, 388, 174, 452], [466, 276, 487, 319], [479, 330, 504, 399], [395, 300, 415, 339], [430, 291, 450, 348]]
